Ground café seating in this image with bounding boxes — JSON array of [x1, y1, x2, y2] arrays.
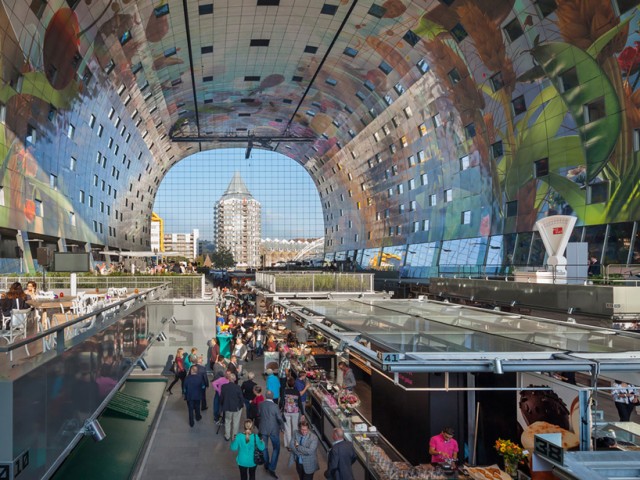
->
[[0, 308, 32, 360]]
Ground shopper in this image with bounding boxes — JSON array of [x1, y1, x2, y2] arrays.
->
[[221, 373, 244, 441], [289, 420, 319, 480], [429, 427, 459, 465], [338, 361, 356, 391], [213, 369, 231, 423], [324, 428, 356, 480], [281, 376, 302, 448], [249, 385, 265, 426], [259, 390, 284, 478], [195, 356, 209, 410], [231, 419, 265, 480], [266, 368, 281, 401], [612, 380, 638, 421], [166, 348, 186, 395], [241, 372, 258, 413], [294, 371, 311, 416], [183, 366, 203, 427]]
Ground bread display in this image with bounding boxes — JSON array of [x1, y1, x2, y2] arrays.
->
[[465, 465, 511, 480], [520, 420, 579, 451]]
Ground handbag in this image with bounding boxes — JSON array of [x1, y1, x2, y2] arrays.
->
[[253, 434, 265, 465]]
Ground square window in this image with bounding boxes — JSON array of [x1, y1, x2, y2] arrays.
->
[[506, 200, 518, 217], [26, 124, 37, 145], [560, 67, 579, 92], [104, 59, 115, 74], [461, 210, 471, 224], [408, 179, 416, 190], [379, 61, 393, 75], [448, 68, 461, 84], [321, 3, 338, 15], [403, 30, 420, 47], [413, 221, 420, 233], [154, 4, 170, 16], [394, 83, 406, 95], [403, 106, 413, 118], [584, 96, 606, 123], [364, 79, 375, 91], [490, 72, 505, 92], [384, 94, 394, 105], [326, 78, 337, 86], [588, 182, 609, 204], [504, 18, 524, 42], [343, 47, 358, 57], [119, 30, 131, 45], [199, 3, 213, 14], [535, 0, 557, 18], [164, 46, 177, 57], [450, 23, 468, 42], [389, 144, 397, 154], [445, 189, 453, 202], [491, 141, 504, 158], [512, 95, 527, 115], [201, 45, 213, 54], [382, 124, 391, 136], [368, 3, 386, 18], [534, 157, 549, 177], [304, 45, 318, 54], [465, 123, 476, 138]]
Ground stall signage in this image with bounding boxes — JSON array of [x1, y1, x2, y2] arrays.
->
[[534, 434, 563, 466], [377, 352, 401, 362]]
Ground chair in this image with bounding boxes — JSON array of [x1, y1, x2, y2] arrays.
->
[[0, 308, 32, 361]]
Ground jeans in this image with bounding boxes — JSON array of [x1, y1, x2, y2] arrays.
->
[[283, 412, 300, 447], [261, 432, 281, 472], [214, 392, 221, 421], [239, 465, 257, 480]]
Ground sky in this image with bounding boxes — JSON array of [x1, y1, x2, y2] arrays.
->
[[153, 148, 324, 241]]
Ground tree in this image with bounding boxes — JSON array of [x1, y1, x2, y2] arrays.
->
[[211, 247, 235, 269]]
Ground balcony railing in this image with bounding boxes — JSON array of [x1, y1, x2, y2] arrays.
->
[[256, 271, 374, 293]]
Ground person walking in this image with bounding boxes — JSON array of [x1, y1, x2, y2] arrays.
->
[[281, 376, 302, 448], [213, 369, 231, 423], [294, 371, 311, 416], [278, 352, 292, 399], [289, 420, 319, 480], [195, 356, 209, 410], [242, 372, 258, 413], [221, 373, 244, 441], [166, 348, 186, 395], [324, 428, 356, 480], [231, 419, 266, 480], [266, 368, 281, 402], [612, 380, 638, 422], [183, 366, 203, 427], [249, 385, 265, 427], [259, 390, 284, 478]]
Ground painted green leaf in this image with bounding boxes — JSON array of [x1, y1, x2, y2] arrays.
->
[[539, 172, 606, 223], [414, 14, 448, 41], [531, 42, 622, 182]]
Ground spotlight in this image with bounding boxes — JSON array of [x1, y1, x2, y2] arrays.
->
[[84, 419, 106, 442], [157, 332, 167, 342], [136, 358, 149, 371], [567, 307, 576, 314], [493, 358, 504, 375], [170, 316, 177, 324], [510, 300, 517, 307]]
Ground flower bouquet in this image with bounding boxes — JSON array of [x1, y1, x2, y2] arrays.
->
[[494, 439, 527, 478], [338, 390, 361, 409]]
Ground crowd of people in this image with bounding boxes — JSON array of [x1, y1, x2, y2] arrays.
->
[[166, 287, 357, 480]]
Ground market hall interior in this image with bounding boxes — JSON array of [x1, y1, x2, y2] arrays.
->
[[2, 0, 640, 479]]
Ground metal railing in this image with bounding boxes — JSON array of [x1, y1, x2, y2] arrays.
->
[[0, 284, 171, 357], [0, 274, 206, 298], [256, 271, 374, 293]]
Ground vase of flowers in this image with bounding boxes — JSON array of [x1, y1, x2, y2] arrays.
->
[[494, 438, 527, 478]]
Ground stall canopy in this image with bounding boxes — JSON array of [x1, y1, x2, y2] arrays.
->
[[286, 299, 640, 376]]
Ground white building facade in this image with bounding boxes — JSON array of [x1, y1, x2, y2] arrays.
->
[[163, 229, 199, 260], [214, 173, 261, 267]]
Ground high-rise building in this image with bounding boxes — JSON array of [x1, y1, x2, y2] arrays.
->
[[163, 229, 199, 260], [150, 212, 164, 253], [214, 173, 261, 267]]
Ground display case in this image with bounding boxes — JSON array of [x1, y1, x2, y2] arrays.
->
[[598, 422, 640, 450], [351, 432, 412, 480]]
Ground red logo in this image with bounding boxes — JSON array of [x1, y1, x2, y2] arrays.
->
[[552, 227, 563, 235]]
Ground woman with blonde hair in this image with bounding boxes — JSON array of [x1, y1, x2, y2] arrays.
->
[[166, 347, 186, 395], [231, 419, 265, 480]]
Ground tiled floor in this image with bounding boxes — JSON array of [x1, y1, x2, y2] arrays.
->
[[135, 356, 328, 480]]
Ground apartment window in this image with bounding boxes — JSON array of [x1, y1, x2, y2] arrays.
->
[[445, 189, 453, 202], [429, 194, 437, 206], [588, 182, 610, 204], [388, 188, 394, 198], [462, 210, 472, 224], [559, 67, 579, 92], [397, 184, 404, 194], [419, 123, 427, 136], [408, 178, 416, 190], [89, 114, 96, 128], [108, 137, 114, 149], [344, 47, 358, 57], [512, 95, 527, 116], [26, 124, 37, 145], [535, 0, 557, 18], [504, 18, 524, 42], [491, 141, 504, 158], [417, 150, 426, 163], [399, 204, 405, 214], [450, 23, 468, 42], [584, 97, 606, 123], [465, 123, 476, 139], [448, 68, 462, 85], [389, 143, 397, 154], [421, 173, 428, 186], [97, 124, 103, 137], [388, 226, 394, 237], [69, 211, 76, 226], [432, 113, 442, 128], [394, 83, 405, 95], [634, 129, 640, 152], [89, 195, 93, 207], [79, 190, 85, 203], [534, 158, 549, 177], [70, 156, 76, 171], [506, 200, 518, 217], [460, 155, 470, 170], [403, 106, 413, 118], [49, 174, 57, 190], [413, 221, 420, 233], [423, 219, 430, 231], [93, 175, 98, 186], [403, 29, 420, 47], [417, 59, 430, 74], [35, 199, 43, 217], [396, 225, 402, 236], [408, 155, 416, 167], [490, 72, 505, 92]]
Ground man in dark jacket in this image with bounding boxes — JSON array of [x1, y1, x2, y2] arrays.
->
[[324, 428, 357, 480], [259, 390, 284, 478], [194, 356, 209, 410], [183, 366, 203, 427], [220, 373, 244, 441], [241, 371, 257, 413]]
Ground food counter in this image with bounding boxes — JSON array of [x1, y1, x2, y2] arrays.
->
[[596, 422, 640, 450], [309, 384, 469, 480]]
